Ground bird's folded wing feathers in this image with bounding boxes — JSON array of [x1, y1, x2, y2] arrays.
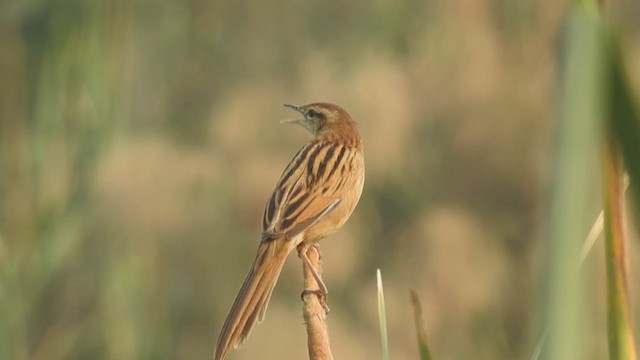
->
[[261, 140, 345, 241], [262, 179, 342, 241], [284, 197, 341, 239]]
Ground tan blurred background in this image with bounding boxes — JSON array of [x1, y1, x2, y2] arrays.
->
[[2, 0, 640, 359]]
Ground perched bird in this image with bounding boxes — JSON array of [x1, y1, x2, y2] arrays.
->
[[214, 103, 365, 360]]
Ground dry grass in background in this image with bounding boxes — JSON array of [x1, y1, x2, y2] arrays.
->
[[1, 0, 640, 359]]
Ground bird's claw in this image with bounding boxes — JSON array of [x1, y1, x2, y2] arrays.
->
[[301, 289, 330, 314]]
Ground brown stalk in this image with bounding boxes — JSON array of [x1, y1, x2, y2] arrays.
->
[[603, 138, 637, 359], [301, 246, 333, 360]]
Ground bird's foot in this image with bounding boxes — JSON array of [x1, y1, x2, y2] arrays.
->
[[301, 288, 330, 314]]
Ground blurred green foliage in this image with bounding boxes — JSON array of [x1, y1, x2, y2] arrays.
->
[[544, 8, 604, 360], [1, 0, 640, 359]]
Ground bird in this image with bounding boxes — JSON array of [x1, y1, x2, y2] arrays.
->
[[214, 102, 365, 360]]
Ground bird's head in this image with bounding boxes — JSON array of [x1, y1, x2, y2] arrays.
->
[[282, 103, 355, 137]]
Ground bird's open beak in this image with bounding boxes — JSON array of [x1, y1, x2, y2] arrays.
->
[[283, 103, 300, 112], [281, 104, 303, 125]]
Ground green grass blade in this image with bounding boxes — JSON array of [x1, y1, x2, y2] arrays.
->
[[410, 290, 432, 360], [607, 36, 640, 223], [602, 34, 639, 360], [377, 269, 390, 360], [544, 6, 604, 360]]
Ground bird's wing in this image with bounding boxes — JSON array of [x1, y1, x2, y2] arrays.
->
[[284, 197, 341, 239], [261, 139, 345, 241]]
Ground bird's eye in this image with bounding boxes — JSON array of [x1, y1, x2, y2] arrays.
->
[[307, 109, 318, 118]]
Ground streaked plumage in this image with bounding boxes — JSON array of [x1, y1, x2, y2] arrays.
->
[[214, 103, 365, 360]]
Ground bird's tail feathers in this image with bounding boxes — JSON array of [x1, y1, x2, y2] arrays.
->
[[214, 237, 292, 360]]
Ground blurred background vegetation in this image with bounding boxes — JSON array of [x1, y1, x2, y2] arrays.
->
[[2, 0, 640, 359]]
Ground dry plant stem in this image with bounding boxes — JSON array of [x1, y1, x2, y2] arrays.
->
[[603, 139, 638, 359], [301, 246, 333, 360], [578, 174, 629, 264]]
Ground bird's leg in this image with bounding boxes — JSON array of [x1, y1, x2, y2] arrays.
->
[[301, 250, 328, 295], [298, 243, 330, 313]]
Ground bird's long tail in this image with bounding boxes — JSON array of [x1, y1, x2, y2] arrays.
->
[[214, 237, 292, 360]]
